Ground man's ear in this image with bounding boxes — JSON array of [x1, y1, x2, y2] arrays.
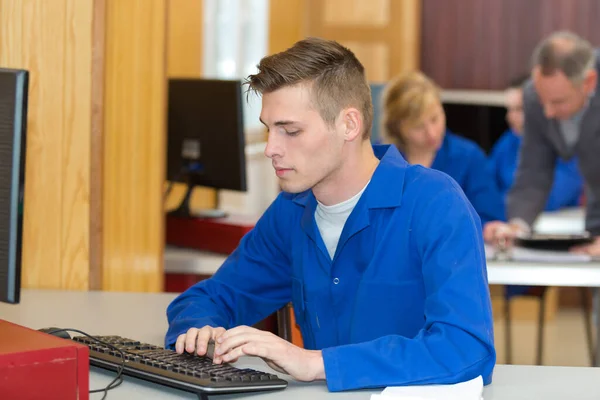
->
[[342, 107, 362, 142], [583, 69, 597, 95]]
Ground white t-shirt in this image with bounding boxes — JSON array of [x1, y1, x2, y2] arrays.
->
[[314, 181, 370, 260]]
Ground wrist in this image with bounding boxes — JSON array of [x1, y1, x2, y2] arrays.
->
[[309, 350, 326, 380]]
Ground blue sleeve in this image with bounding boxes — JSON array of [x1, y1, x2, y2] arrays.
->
[[322, 179, 495, 391], [486, 133, 513, 197], [507, 91, 556, 225], [486, 145, 502, 191], [164, 195, 293, 348], [544, 159, 583, 211], [462, 146, 506, 224]]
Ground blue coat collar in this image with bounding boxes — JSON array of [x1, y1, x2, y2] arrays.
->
[[292, 144, 408, 209], [292, 144, 408, 263]]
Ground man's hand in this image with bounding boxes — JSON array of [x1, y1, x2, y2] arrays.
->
[[483, 220, 527, 246], [175, 326, 226, 356], [213, 325, 325, 382], [571, 237, 600, 256]]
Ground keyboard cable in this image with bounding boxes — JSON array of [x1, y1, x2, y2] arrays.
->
[[47, 328, 125, 400]]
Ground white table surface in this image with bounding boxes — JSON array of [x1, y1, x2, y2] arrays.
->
[[3, 289, 600, 399]]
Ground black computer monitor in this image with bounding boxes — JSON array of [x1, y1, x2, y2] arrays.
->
[[166, 78, 247, 218], [0, 68, 28, 304]]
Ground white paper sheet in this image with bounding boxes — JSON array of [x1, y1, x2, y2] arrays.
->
[[369, 375, 483, 400]]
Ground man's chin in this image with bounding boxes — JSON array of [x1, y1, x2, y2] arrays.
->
[[279, 180, 310, 194]]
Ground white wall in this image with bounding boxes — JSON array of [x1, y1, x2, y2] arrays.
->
[[219, 142, 280, 216], [203, 0, 273, 216]]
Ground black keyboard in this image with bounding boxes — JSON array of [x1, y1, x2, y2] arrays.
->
[[72, 335, 288, 396]]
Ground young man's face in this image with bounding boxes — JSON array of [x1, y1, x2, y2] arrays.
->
[[505, 87, 524, 135], [260, 84, 346, 194]]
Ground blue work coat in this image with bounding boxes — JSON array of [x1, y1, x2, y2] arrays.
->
[[165, 144, 496, 392], [488, 129, 583, 211], [430, 131, 506, 224]]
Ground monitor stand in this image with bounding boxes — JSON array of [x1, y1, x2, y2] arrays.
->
[[167, 184, 227, 219]]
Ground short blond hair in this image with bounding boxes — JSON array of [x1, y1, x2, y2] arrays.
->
[[381, 71, 441, 147], [246, 37, 373, 140]]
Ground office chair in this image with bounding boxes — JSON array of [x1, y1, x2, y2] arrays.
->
[[504, 286, 595, 365], [276, 304, 293, 341]]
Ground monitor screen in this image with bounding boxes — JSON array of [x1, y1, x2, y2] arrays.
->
[[166, 79, 247, 192], [0, 68, 28, 304], [369, 82, 386, 144]]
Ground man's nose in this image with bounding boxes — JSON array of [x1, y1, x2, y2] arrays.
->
[[544, 104, 556, 119], [264, 132, 280, 158]]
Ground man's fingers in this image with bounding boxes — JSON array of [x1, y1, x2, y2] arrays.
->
[[220, 342, 273, 363], [216, 330, 276, 360], [211, 327, 226, 341], [570, 243, 593, 255], [237, 342, 271, 359], [195, 327, 213, 356], [184, 328, 199, 353], [175, 334, 187, 354], [483, 222, 501, 242], [216, 325, 256, 342], [216, 345, 243, 363]]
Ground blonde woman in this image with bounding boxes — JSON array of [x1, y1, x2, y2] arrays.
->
[[382, 71, 505, 226]]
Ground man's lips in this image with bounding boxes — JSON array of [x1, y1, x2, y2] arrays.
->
[[274, 167, 292, 177]]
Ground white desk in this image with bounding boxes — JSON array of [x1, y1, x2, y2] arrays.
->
[[3, 289, 600, 399], [484, 208, 600, 365]]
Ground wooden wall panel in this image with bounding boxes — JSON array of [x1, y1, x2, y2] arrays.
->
[[167, 0, 203, 77], [102, 0, 167, 292], [323, 0, 390, 26], [306, 0, 421, 82], [268, 0, 305, 55], [0, 0, 94, 290], [421, 0, 600, 90], [89, 0, 106, 290], [341, 41, 389, 82]]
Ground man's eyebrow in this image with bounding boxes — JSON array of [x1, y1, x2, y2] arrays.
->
[[259, 118, 299, 127], [274, 120, 298, 126]]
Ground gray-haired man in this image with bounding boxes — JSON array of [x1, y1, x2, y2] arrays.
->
[[484, 31, 600, 255]]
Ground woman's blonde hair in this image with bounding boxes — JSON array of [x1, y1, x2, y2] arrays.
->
[[381, 71, 441, 147]]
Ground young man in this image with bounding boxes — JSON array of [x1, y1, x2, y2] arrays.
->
[[165, 38, 495, 392], [485, 31, 600, 256]]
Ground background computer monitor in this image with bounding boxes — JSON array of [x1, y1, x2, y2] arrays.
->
[[166, 78, 247, 218], [369, 82, 385, 144], [0, 68, 29, 304]]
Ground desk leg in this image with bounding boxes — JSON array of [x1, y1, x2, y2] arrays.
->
[[595, 288, 600, 367]]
